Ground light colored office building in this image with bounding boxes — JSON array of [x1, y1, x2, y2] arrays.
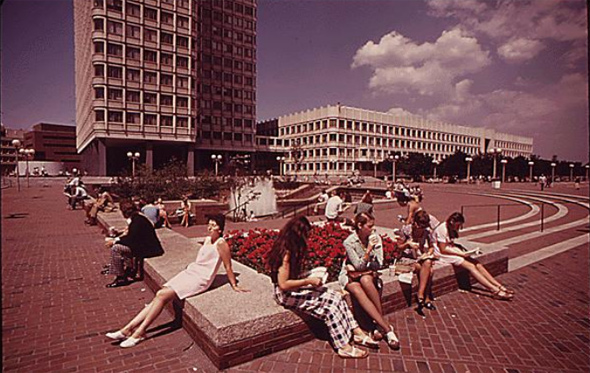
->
[[266, 104, 533, 176], [73, 0, 257, 175]]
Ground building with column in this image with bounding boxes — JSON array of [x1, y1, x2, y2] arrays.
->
[[73, 0, 257, 176], [259, 104, 533, 177]]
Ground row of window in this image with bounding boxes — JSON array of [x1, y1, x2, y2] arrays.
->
[[201, 131, 253, 143], [95, 109, 191, 127], [95, 19, 190, 47], [200, 100, 254, 115], [200, 85, 255, 100], [201, 3, 256, 23], [94, 87, 191, 108], [95, 0, 190, 15], [200, 22, 256, 43], [281, 119, 481, 146], [495, 141, 532, 152], [95, 65, 191, 89], [94, 42, 190, 68], [200, 53, 255, 69]]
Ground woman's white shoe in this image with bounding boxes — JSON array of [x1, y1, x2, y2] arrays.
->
[[120, 336, 145, 348], [105, 331, 127, 340]]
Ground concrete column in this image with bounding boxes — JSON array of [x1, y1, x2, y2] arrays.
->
[[187, 146, 194, 177], [146, 142, 153, 172], [97, 139, 107, 176]]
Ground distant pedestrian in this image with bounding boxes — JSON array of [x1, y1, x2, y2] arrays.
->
[[574, 177, 580, 190]]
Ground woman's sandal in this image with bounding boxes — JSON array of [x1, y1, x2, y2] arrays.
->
[[353, 334, 379, 349], [493, 289, 514, 300], [371, 329, 383, 341], [499, 285, 515, 295], [385, 326, 401, 350], [337, 346, 368, 359], [424, 300, 437, 311]]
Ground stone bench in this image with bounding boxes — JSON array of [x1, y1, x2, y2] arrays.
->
[[96, 208, 508, 369]]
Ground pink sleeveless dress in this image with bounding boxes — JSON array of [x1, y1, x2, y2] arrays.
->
[[164, 237, 224, 300]]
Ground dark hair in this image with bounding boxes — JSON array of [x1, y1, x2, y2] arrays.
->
[[446, 212, 465, 239], [119, 199, 138, 219], [353, 212, 374, 232], [361, 192, 373, 204], [413, 210, 430, 229], [395, 191, 410, 204], [206, 213, 226, 233], [266, 216, 312, 283]]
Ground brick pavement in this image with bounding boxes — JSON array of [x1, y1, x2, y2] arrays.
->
[[2, 180, 589, 372]]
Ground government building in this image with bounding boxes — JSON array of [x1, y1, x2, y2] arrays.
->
[[74, 0, 257, 175], [255, 104, 533, 177]]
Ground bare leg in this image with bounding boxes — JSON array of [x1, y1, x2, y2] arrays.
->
[[460, 261, 499, 292], [120, 302, 153, 336], [347, 281, 389, 331], [130, 287, 177, 338], [415, 261, 432, 300], [359, 275, 383, 314], [472, 260, 503, 288]]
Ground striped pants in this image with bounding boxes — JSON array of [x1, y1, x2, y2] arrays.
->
[[274, 286, 358, 349], [109, 244, 133, 277]]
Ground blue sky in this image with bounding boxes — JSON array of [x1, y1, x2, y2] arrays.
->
[[1, 0, 588, 162]]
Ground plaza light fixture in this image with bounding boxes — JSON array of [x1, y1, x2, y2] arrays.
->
[[569, 163, 574, 181], [550, 162, 556, 183], [127, 151, 140, 178], [585, 164, 589, 181], [389, 153, 400, 183], [490, 148, 502, 179], [528, 161, 534, 182], [211, 154, 222, 176], [275, 155, 285, 177], [465, 157, 473, 182], [11, 139, 22, 191], [500, 159, 508, 183], [432, 159, 440, 180]]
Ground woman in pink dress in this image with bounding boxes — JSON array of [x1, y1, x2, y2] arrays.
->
[[105, 214, 249, 348]]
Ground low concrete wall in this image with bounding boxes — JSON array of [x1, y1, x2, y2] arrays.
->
[[96, 208, 508, 369]]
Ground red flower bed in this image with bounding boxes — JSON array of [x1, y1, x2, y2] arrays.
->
[[227, 223, 402, 283]]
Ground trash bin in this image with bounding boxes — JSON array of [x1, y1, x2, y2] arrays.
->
[[492, 181, 501, 189]]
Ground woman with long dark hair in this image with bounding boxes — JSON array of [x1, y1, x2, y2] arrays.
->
[[432, 212, 514, 300], [266, 216, 376, 359]]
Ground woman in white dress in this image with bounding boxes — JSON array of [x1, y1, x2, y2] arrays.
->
[[105, 214, 249, 348]]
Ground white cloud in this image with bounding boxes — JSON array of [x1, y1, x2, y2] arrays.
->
[[352, 28, 490, 97], [387, 107, 415, 117], [497, 38, 546, 63]]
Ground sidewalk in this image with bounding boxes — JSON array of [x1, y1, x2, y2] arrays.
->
[[2, 181, 589, 372]]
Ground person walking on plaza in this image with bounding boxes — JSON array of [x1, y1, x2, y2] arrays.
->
[[267, 216, 377, 359], [432, 212, 514, 300], [104, 199, 164, 288], [105, 214, 248, 348], [338, 212, 401, 350]]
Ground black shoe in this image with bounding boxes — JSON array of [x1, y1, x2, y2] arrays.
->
[[424, 301, 437, 311], [106, 278, 129, 288]]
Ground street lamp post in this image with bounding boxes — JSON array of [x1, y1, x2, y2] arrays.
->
[[389, 154, 399, 183], [11, 139, 22, 192], [528, 161, 534, 182], [500, 159, 508, 183], [465, 157, 473, 183], [569, 163, 574, 182], [432, 159, 439, 180], [127, 151, 140, 178], [372, 159, 378, 178], [550, 162, 556, 185], [212, 154, 222, 176], [585, 165, 589, 181], [20, 148, 35, 188], [490, 148, 502, 179], [275, 156, 285, 177]]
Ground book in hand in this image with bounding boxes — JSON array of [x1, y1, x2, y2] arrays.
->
[[462, 247, 482, 256], [307, 266, 329, 285]]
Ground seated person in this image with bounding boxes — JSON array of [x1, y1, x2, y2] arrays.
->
[[267, 216, 376, 359], [140, 199, 162, 228], [395, 210, 438, 311], [68, 184, 89, 210], [432, 212, 514, 300], [338, 212, 400, 349], [105, 214, 249, 348], [85, 189, 115, 225], [104, 199, 164, 288], [154, 198, 171, 229]]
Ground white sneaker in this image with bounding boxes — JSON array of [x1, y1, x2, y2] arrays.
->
[[105, 330, 126, 340], [120, 336, 145, 348]]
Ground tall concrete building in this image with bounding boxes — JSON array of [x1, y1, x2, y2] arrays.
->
[[73, 0, 257, 175]]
